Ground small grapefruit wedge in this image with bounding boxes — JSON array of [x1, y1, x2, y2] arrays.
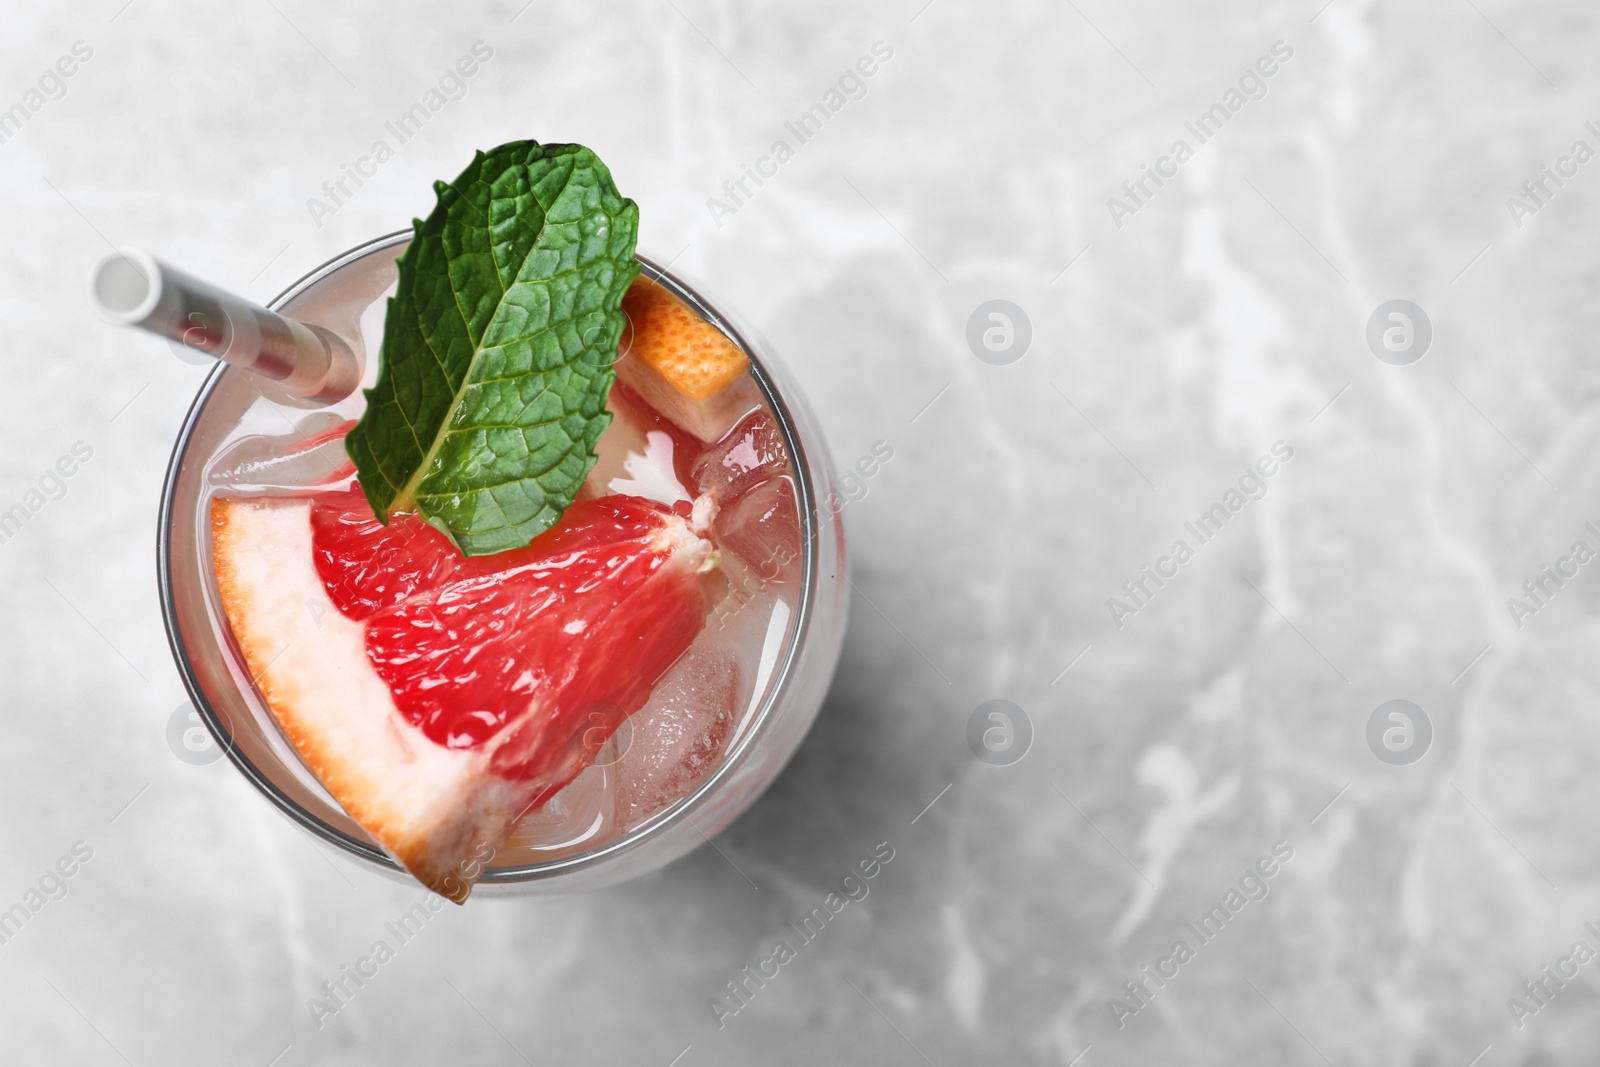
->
[[616, 277, 761, 442], [213, 489, 716, 901]]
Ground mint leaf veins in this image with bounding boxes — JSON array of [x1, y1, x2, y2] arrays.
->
[[345, 141, 640, 556]]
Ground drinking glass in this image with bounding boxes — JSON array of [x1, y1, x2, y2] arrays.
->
[[158, 231, 848, 895]]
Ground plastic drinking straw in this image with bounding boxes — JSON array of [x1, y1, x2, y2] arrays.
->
[[91, 248, 362, 406]]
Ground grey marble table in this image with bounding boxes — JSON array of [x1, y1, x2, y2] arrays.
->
[[2, 0, 1597, 1063]]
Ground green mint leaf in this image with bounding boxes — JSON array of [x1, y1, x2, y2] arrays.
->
[[345, 141, 640, 556]]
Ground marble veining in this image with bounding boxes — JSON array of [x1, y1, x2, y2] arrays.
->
[[2, 0, 1598, 1063]]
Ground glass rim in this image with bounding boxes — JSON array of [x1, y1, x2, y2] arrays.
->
[[157, 229, 822, 885]]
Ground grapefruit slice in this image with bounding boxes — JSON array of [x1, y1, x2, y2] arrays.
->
[[213, 488, 716, 901], [616, 276, 761, 442]]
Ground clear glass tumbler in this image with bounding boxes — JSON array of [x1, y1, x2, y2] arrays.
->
[[158, 231, 848, 895]]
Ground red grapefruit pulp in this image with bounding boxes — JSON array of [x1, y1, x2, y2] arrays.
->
[[308, 488, 716, 804]]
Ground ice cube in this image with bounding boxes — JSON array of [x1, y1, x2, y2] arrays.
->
[[500, 756, 618, 862], [615, 647, 741, 829], [357, 282, 392, 392], [715, 474, 803, 588], [207, 416, 356, 493], [690, 409, 789, 504], [614, 592, 780, 828]]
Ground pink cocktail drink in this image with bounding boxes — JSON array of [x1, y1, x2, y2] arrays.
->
[[161, 232, 846, 898]]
